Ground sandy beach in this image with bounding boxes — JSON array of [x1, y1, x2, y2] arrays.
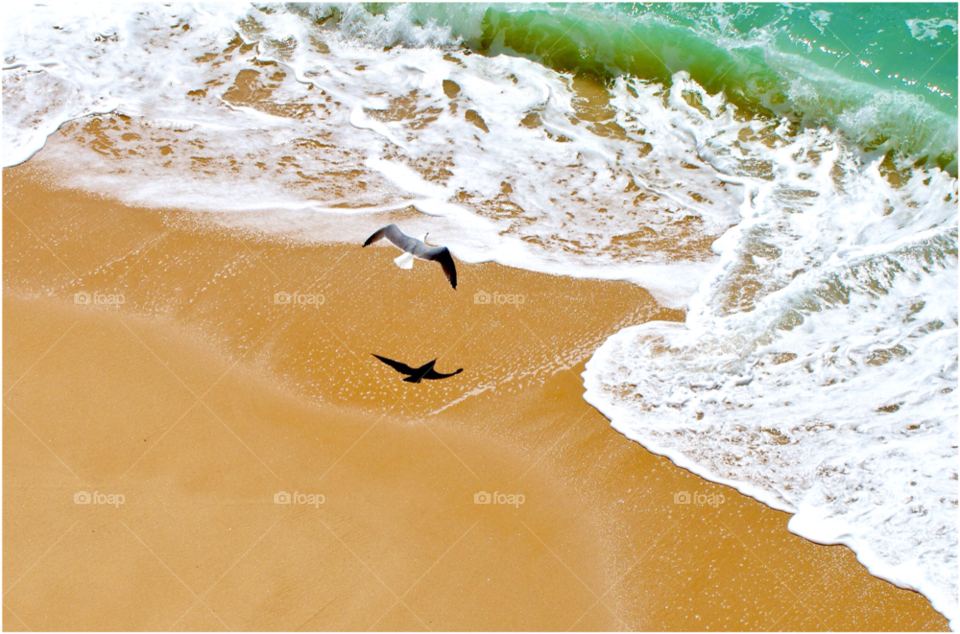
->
[[2, 158, 949, 631]]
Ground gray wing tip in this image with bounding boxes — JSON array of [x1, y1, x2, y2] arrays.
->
[[363, 223, 402, 247]]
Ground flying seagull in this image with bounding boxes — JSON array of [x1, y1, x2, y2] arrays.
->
[[362, 224, 457, 289], [372, 354, 463, 383]]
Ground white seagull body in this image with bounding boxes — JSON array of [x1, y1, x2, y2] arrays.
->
[[392, 235, 425, 270]]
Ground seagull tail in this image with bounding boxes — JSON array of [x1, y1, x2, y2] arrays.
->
[[394, 252, 415, 269]]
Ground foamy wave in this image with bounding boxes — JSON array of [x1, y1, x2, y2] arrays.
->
[[5, 4, 751, 306], [584, 133, 958, 625]]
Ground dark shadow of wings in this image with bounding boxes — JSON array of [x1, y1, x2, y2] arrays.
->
[[372, 354, 417, 375], [424, 367, 463, 380]]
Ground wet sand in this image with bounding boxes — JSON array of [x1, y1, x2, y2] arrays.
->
[[3, 159, 949, 631]]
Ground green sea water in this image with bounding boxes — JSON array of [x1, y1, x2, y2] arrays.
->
[[384, 2, 958, 170]]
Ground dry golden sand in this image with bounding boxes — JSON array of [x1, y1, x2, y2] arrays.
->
[[2, 159, 949, 631]]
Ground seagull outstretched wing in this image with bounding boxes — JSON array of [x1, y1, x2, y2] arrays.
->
[[362, 224, 458, 289], [363, 224, 417, 250], [425, 247, 457, 290]]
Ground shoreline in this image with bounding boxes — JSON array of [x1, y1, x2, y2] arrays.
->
[[3, 159, 950, 630]]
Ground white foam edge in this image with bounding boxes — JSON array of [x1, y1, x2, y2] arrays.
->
[[581, 320, 958, 629]]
